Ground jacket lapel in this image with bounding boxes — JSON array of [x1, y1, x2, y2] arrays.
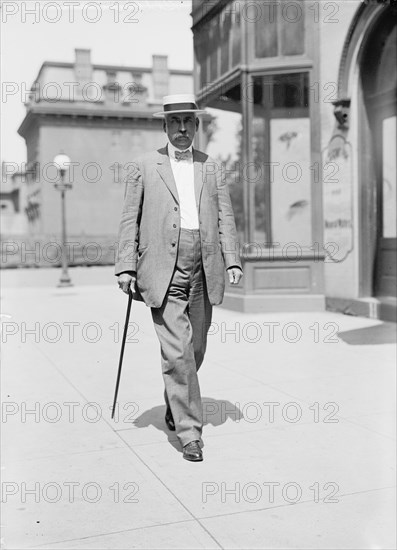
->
[[193, 148, 204, 212], [156, 146, 179, 204]]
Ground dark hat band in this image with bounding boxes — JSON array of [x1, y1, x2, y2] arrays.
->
[[163, 102, 198, 112]]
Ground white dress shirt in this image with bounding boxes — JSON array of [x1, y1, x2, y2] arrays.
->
[[167, 141, 199, 229]]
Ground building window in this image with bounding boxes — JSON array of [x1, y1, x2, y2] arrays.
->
[[231, 2, 241, 67], [255, 2, 278, 58], [124, 72, 147, 105], [255, 0, 305, 59], [209, 12, 220, 82], [251, 72, 311, 246], [106, 70, 117, 82], [220, 8, 231, 75], [281, 1, 305, 56], [132, 72, 142, 83], [103, 70, 121, 102], [194, 0, 242, 89], [194, 24, 209, 89]]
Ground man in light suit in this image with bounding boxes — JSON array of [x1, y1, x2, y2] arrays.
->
[[115, 94, 242, 461]]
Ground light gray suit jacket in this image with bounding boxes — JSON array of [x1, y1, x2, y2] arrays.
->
[[115, 145, 242, 308]]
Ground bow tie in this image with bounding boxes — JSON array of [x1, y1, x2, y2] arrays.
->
[[174, 149, 192, 162]]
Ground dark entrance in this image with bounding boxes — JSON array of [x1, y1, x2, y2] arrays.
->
[[361, 10, 396, 311]]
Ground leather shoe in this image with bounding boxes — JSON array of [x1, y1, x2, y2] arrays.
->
[[183, 440, 203, 462], [165, 407, 175, 431]]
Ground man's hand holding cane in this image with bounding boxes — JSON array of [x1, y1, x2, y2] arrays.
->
[[118, 272, 136, 294]]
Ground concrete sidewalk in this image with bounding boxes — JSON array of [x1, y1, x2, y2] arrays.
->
[[1, 267, 396, 549]]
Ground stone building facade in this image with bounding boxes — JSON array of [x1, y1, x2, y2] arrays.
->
[[4, 49, 193, 267]]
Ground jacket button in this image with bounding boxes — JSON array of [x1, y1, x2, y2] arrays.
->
[[174, 207, 178, 211], [172, 243, 176, 247], [173, 224, 176, 228]]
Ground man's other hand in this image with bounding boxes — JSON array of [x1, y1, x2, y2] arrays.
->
[[117, 272, 136, 294], [227, 267, 243, 285]]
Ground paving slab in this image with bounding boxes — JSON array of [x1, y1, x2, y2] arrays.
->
[[33, 520, 221, 550], [2, 447, 193, 548], [125, 420, 395, 519], [200, 488, 396, 550], [2, 341, 124, 463], [341, 411, 396, 440]]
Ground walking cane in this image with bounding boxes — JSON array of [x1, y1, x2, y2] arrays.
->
[[111, 288, 133, 419]]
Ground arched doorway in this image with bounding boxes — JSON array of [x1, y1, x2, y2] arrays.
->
[[360, 11, 396, 307]]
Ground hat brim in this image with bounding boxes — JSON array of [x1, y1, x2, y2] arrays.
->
[[153, 109, 207, 118]]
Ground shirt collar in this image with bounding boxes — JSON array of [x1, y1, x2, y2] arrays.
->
[[167, 140, 193, 160]]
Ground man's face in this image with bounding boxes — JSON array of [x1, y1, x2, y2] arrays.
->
[[163, 113, 199, 150]]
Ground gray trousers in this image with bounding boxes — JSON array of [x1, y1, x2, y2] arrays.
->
[[151, 228, 213, 447]]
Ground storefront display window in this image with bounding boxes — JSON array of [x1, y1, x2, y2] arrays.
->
[[382, 118, 396, 238], [252, 73, 311, 246]]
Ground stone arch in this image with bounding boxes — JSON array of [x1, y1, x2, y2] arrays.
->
[[336, 2, 390, 100]]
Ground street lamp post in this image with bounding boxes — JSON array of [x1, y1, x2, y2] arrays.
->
[[54, 154, 73, 287]]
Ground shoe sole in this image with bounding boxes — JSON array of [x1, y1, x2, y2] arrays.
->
[[183, 454, 203, 462]]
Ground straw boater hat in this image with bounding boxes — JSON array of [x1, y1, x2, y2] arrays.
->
[[153, 94, 207, 118]]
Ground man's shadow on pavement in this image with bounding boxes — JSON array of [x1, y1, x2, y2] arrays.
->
[[132, 397, 243, 452]]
